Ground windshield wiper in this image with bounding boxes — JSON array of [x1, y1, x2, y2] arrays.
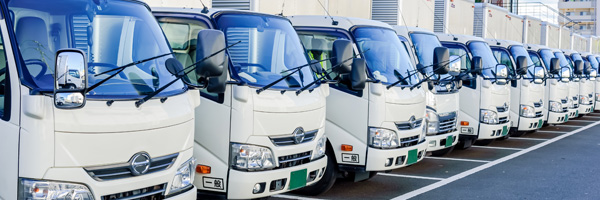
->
[[86, 52, 174, 93], [295, 51, 368, 95], [256, 56, 334, 94], [135, 41, 241, 107]]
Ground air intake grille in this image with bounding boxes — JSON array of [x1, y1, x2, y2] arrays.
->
[[536, 111, 543, 117], [396, 119, 424, 130], [270, 130, 317, 146], [437, 112, 457, 135], [534, 102, 542, 108], [499, 117, 509, 124], [277, 151, 311, 169], [400, 135, 420, 148], [101, 183, 165, 200], [85, 153, 178, 181], [496, 106, 507, 113]]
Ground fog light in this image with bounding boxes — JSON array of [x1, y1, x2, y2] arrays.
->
[[396, 156, 406, 165], [269, 179, 286, 192], [308, 170, 318, 182], [253, 182, 266, 194], [385, 158, 394, 167], [428, 140, 436, 147]]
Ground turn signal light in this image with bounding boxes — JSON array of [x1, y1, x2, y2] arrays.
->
[[341, 144, 353, 151], [196, 165, 211, 174], [461, 121, 469, 126]]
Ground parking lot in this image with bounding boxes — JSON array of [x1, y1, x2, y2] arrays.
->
[[273, 112, 600, 200]]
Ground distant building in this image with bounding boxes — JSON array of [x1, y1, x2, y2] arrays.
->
[[559, 0, 599, 36], [476, 0, 519, 13]]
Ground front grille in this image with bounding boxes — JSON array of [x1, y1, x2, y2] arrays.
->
[[562, 107, 569, 112], [589, 94, 593, 98], [573, 96, 578, 101], [437, 112, 457, 135], [270, 130, 317, 146], [535, 111, 543, 117], [85, 153, 178, 181], [534, 102, 542, 108], [399, 135, 419, 148], [101, 183, 166, 200], [496, 106, 507, 113], [561, 99, 568, 104], [395, 119, 423, 130], [499, 117, 509, 124], [277, 151, 311, 169]]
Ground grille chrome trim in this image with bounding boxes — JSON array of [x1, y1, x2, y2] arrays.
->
[[85, 153, 178, 181], [270, 130, 318, 146], [437, 112, 457, 135], [101, 183, 166, 200], [277, 151, 312, 169], [399, 135, 419, 147], [535, 111, 543, 117], [499, 117, 509, 124], [395, 118, 424, 130]]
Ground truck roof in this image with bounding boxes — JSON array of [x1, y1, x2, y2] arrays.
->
[[524, 43, 550, 52], [151, 7, 283, 20], [287, 15, 392, 31], [485, 38, 523, 48], [561, 49, 580, 55], [436, 33, 485, 44], [391, 26, 433, 39]]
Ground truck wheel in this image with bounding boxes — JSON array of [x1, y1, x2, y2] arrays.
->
[[431, 146, 454, 157], [294, 147, 337, 196], [474, 139, 494, 146]]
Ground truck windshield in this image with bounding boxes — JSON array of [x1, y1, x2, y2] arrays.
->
[[409, 33, 451, 80], [571, 53, 583, 62], [539, 49, 556, 70], [353, 27, 420, 86], [588, 56, 599, 69], [9, 0, 185, 99], [510, 45, 545, 78], [467, 41, 497, 79], [215, 13, 314, 90]]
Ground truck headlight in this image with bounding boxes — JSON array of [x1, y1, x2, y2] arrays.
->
[[480, 109, 499, 124], [580, 95, 590, 105], [171, 157, 195, 194], [19, 179, 93, 200], [314, 135, 327, 159], [368, 127, 399, 149], [568, 99, 575, 108], [231, 143, 275, 171], [549, 101, 562, 112], [519, 105, 536, 118], [421, 119, 428, 142], [596, 94, 600, 101], [425, 110, 439, 135]]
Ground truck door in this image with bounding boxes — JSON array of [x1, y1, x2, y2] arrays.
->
[[0, 2, 21, 198], [443, 43, 480, 130]]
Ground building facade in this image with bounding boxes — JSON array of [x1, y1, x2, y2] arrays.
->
[[559, 0, 599, 36]]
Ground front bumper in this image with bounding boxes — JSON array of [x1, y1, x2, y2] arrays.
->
[[568, 108, 579, 119], [547, 111, 568, 124], [365, 140, 428, 171], [517, 116, 544, 131], [426, 130, 459, 152], [35, 148, 195, 200], [478, 122, 510, 140], [225, 156, 327, 199], [579, 103, 593, 115]]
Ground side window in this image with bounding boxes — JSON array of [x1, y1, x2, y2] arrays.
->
[[0, 35, 9, 120], [528, 52, 544, 69], [491, 49, 516, 76]]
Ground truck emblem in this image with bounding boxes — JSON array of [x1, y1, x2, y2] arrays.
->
[[130, 152, 151, 176], [409, 116, 418, 129], [292, 127, 305, 144]]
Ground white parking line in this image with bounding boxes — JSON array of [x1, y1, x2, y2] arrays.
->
[[425, 156, 490, 163], [392, 120, 600, 200], [580, 116, 600, 119], [379, 173, 445, 181], [470, 146, 524, 151], [508, 137, 548, 141], [536, 130, 568, 134], [273, 194, 326, 200], [555, 124, 584, 128], [569, 120, 598, 122]]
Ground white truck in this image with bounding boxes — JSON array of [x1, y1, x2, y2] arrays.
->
[[0, 0, 231, 199], [588, 54, 600, 111], [553, 49, 582, 119], [487, 39, 546, 137], [581, 53, 598, 111], [563, 50, 593, 116], [525, 44, 571, 124], [437, 34, 511, 147], [394, 26, 461, 156], [289, 16, 431, 194], [153, 8, 330, 199]]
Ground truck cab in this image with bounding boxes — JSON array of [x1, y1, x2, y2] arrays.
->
[[562, 49, 592, 116], [437, 34, 511, 147], [393, 26, 460, 156], [525, 44, 571, 125], [581, 53, 598, 111], [0, 0, 225, 199], [552, 49, 580, 119], [487, 39, 546, 137], [288, 15, 429, 194], [152, 8, 328, 199]]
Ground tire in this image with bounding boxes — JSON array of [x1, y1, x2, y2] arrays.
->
[[430, 146, 455, 157], [474, 139, 494, 146], [293, 145, 337, 196]]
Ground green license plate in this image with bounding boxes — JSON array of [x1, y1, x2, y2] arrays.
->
[[445, 135, 454, 147], [538, 119, 543, 128], [406, 149, 418, 165], [565, 114, 569, 122], [576, 110, 579, 117], [501, 126, 508, 136], [289, 169, 307, 190]]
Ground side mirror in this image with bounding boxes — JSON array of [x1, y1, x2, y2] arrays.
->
[[457, 80, 463, 89], [350, 58, 366, 90], [515, 56, 528, 75], [310, 59, 324, 74], [584, 61, 592, 75], [54, 49, 87, 109], [495, 64, 508, 84], [590, 69, 597, 80], [196, 29, 226, 78], [550, 58, 560, 75], [471, 56, 483, 75], [448, 55, 461, 76], [433, 47, 450, 75], [331, 40, 353, 75], [206, 58, 229, 93], [574, 60, 584, 75], [561, 67, 571, 82]]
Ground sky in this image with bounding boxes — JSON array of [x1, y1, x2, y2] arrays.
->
[[520, 0, 559, 9]]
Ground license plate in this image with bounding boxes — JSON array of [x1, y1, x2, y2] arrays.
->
[[538, 119, 543, 128], [501, 126, 508, 136], [406, 149, 418, 165], [289, 169, 307, 190], [565, 114, 569, 122], [445, 135, 454, 147], [576, 110, 579, 117]]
